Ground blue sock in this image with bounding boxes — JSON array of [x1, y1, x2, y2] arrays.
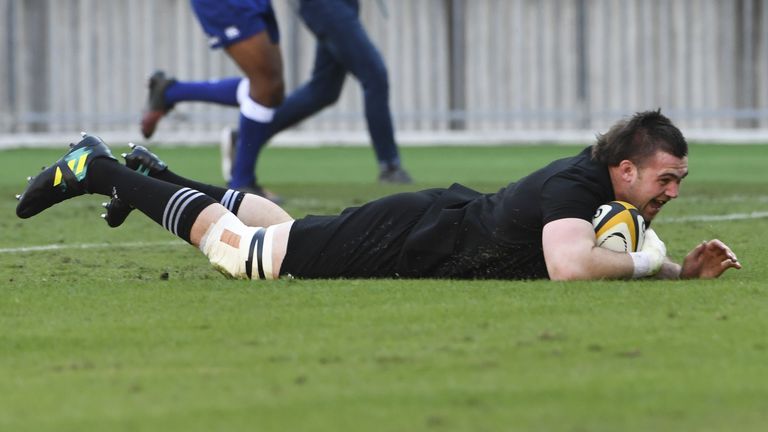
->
[[164, 77, 242, 106], [229, 96, 275, 188]]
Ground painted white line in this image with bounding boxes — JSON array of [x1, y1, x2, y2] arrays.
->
[[661, 211, 768, 223], [0, 240, 185, 254], [684, 195, 768, 204]]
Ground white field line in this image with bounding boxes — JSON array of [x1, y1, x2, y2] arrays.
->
[[659, 211, 768, 223], [683, 195, 768, 204], [2, 211, 767, 255], [0, 240, 185, 254]]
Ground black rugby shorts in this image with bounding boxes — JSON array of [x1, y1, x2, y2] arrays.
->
[[280, 189, 443, 278]]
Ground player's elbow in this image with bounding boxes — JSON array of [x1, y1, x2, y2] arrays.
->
[[546, 259, 593, 281], [547, 267, 591, 281], [542, 219, 601, 281]]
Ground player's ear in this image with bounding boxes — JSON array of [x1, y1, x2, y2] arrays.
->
[[618, 159, 636, 182]]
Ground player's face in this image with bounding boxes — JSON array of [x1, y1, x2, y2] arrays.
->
[[626, 151, 689, 221]]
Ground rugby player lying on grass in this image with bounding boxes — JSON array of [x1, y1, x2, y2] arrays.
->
[[16, 110, 740, 281]]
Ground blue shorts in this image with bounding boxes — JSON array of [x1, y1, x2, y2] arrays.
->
[[190, 0, 280, 49]]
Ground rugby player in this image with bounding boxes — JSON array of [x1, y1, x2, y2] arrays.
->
[[16, 111, 740, 281]]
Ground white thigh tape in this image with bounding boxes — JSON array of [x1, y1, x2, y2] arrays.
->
[[243, 226, 276, 280], [261, 226, 275, 280]]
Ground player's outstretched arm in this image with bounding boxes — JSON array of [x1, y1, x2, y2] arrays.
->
[[679, 239, 741, 279], [543, 219, 670, 281], [542, 218, 637, 280], [654, 258, 682, 279]]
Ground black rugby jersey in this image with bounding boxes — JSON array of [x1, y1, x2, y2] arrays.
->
[[396, 146, 614, 279]]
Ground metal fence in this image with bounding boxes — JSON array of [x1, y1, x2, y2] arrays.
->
[[2, 0, 768, 145]]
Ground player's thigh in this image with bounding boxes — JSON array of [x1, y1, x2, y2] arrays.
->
[[307, 43, 346, 95], [226, 32, 285, 106], [302, 1, 385, 81], [191, 0, 280, 48]]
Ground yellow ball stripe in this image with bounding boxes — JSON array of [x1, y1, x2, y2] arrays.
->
[[594, 201, 640, 251]]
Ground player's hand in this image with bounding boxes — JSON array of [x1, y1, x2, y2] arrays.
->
[[639, 228, 667, 275], [680, 239, 741, 279]]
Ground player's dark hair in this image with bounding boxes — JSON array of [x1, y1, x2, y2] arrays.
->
[[591, 109, 688, 167]]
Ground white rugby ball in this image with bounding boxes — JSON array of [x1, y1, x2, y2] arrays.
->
[[592, 201, 646, 252]]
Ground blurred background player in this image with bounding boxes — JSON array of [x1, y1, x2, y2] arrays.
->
[[141, 0, 285, 201], [140, 0, 412, 187]]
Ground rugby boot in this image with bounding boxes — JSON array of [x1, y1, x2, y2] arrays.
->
[[221, 127, 283, 204], [101, 143, 168, 228], [122, 142, 168, 175], [140, 70, 176, 139], [101, 191, 133, 228], [16, 133, 117, 219], [378, 164, 413, 184]]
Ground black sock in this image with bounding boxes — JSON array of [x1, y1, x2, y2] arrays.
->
[[154, 170, 246, 214], [87, 159, 216, 243]]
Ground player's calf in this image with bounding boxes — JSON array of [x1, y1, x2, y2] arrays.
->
[[101, 143, 168, 227], [101, 143, 257, 229]]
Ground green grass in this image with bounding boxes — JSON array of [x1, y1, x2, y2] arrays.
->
[[1, 143, 768, 432]]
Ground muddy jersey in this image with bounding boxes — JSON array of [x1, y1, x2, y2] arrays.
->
[[396, 146, 614, 279], [282, 146, 614, 280]]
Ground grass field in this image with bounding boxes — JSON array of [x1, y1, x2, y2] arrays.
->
[[1, 143, 767, 432]]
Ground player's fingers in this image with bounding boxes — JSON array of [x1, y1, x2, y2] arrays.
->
[[689, 241, 706, 259], [706, 239, 727, 250], [706, 239, 739, 263]]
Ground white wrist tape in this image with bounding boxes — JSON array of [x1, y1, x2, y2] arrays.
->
[[629, 251, 660, 278], [629, 228, 666, 278]]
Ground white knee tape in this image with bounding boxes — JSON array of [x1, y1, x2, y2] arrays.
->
[[199, 213, 276, 280]]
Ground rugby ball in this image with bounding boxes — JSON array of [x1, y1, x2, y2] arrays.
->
[[592, 201, 646, 252]]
